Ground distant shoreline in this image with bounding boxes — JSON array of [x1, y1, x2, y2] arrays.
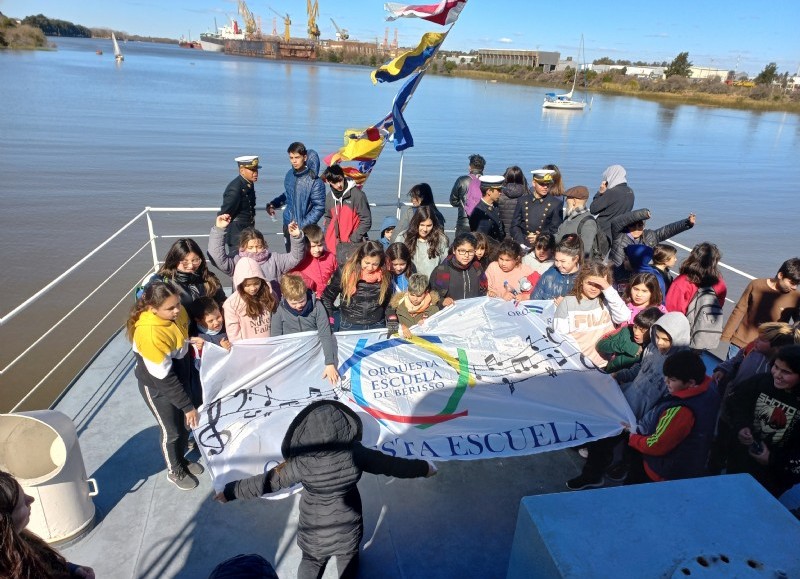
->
[[443, 69, 800, 115]]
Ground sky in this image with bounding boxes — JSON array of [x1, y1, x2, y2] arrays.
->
[[2, 0, 798, 75]]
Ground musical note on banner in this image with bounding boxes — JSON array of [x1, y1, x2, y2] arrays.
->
[[511, 356, 534, 373], [546, 349, 568, 367], [485, 354, 505, 370], [197, 399, 231, 456], [502, 377, 516, 395], [279, 400, 300, 409], [525, 335, 541, 355], [309, 387, 323, 398]]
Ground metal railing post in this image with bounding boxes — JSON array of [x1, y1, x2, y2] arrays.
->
[[145, 207, 160, 273]]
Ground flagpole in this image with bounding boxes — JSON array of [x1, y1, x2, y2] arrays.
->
[[396, 151, 405, 219]]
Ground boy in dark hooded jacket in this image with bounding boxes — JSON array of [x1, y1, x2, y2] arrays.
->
[[216, 400, 436, 579]]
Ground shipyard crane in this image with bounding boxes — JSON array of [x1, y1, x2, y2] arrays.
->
[[237, 0, 258, 37], [307, 0, 320, 41], [269, 6, 291, 42], [330, 18, 349, 41]]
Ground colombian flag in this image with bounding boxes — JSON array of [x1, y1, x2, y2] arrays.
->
[[371, 32, 445, 84]]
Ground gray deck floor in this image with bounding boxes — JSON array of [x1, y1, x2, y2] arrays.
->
[[54, 329, 592, 578]]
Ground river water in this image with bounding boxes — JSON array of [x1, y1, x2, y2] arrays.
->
[[1, 37, 799, 409]]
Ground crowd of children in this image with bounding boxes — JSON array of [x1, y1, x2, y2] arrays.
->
[[123, 158, 800, 577]]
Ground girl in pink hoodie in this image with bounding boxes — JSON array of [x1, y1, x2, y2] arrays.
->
[[223, 257, 277, 342]]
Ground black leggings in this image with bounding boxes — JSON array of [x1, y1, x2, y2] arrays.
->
[[297, 551, 359, 579], [138, 382, 189, 473]]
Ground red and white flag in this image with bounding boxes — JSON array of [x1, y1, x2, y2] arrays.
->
[[384, 0, 467, 25]]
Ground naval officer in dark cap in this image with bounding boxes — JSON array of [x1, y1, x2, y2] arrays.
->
[[219, 155, 260, 251], [510, 168, 563, 249], [468, 175, 506, 242]]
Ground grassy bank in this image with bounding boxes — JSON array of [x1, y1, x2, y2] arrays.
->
[[448, 68, 800, 114]]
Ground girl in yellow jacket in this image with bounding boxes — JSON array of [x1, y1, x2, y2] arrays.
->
[[126, 280, 204, 491]]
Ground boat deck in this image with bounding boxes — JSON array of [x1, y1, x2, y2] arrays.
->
[[56, 329, 589, 579]]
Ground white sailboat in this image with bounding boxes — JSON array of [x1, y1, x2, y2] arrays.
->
[[543, 35, 586, 110], [112, 32, 124, 62]]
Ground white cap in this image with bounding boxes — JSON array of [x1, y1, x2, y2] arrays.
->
[[479, 175, 505, 187], [235, 155, 261, 169], [531, 169, 556, 183]]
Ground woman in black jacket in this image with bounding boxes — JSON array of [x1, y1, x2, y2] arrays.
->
[[322, 241, 392, 331], [215, 400, 436, 579]]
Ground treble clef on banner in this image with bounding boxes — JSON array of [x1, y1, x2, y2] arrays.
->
[[197, 399, 230, 455]]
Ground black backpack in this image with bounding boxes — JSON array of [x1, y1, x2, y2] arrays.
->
[[686, 286, 724, 350], [577, 213, 610, 260]]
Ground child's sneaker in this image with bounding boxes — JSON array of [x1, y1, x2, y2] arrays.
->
[[566, 474, 604, 491], [578, 447, 589, 459], [183, 460, 205, 476], [604, 462, 628, 483], [168, 467, 198, 491]]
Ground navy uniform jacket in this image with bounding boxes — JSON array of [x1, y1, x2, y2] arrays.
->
[[220, 174, 256, 227], [510, 194, 563, 246], [469, 200, 505, 242], [219, 174, 257, 249]]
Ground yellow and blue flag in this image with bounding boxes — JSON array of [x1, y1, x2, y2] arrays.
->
[[371, 32, 445, 84]]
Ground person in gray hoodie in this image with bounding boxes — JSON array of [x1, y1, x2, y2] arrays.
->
[[270, 273, 339, 385], [566, 311, 691, 490]]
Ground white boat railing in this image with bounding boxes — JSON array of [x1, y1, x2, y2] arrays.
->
[[0, 206, 755, 413]]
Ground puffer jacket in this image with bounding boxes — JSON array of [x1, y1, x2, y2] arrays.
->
[[321, 267, 389, 326], [608, 208, 694, 267], [269, 150, 326, 228], [530, 266, 578, 300], [617, 312, 691, 421], [498, 182, 528, 238], [223, 401, 429, 557]]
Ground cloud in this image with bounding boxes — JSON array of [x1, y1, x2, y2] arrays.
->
[[498, 37, 513, 43], [645, 32, 669, 38]]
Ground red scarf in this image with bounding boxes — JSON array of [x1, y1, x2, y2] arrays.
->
[[361, 269, 383, 284]]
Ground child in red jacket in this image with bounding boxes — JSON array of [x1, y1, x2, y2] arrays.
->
[[291, 224, 338, 299], [623, 350, 720, 483]]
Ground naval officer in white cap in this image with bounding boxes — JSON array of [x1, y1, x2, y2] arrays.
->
[[468, 175, 506, 242], [218, 155, 261, 250], [510, 168, 563, 249]]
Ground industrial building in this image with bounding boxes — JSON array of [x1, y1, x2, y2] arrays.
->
[[477, 49, 560, 71]]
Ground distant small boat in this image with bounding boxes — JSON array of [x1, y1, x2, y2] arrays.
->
[[543, 35, 587, 110], [96, 50, 103, 55], [112, 32, 124, 62]]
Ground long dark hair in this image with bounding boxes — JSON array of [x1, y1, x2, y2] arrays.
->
[[624, 272, 663, 307], [236, 277, 277, 318], [0, 471, 70, 579], [158, 238, 223, 297], [404, 206, 447, 260], [408, 183, 436, 206], [385, 242, 416, 276], [679, 242, 721, 287]]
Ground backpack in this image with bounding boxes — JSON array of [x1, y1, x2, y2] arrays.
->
[[576, 213, 610, 259], [686, 286, 724, 350], [464, 174, 483, 216]]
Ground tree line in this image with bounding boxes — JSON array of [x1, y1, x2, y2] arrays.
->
[[21, 13, 91, 37]]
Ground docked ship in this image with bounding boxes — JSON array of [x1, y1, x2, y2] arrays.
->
[[199, 19, 245, 53]]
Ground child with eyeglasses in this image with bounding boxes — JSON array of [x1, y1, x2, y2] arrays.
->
[[430, 233, 488, 307]]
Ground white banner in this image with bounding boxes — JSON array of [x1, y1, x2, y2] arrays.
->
[[195, 298, 636, 493]]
